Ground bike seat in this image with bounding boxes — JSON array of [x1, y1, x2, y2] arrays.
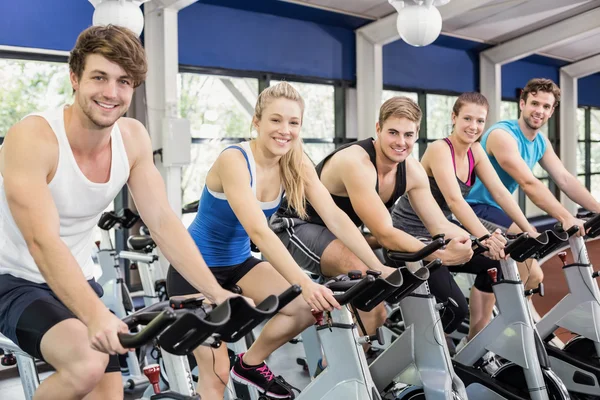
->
[[182, 200, 199, 214], [223, 284, 243, 294], [128, 235, 156, 252], [169, 295, 205, 310]]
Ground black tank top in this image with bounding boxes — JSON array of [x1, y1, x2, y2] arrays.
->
[[305, 138, 407, 227]]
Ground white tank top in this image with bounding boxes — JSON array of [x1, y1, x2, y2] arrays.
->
[[0, 106, 130, 283]]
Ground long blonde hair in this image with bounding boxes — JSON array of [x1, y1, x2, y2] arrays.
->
[[253, 82, 309, 219]]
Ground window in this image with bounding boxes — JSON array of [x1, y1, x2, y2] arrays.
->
[[0, 58, 72, 138], [576, 107, 600, 198], [591, 109, 600, 195], [501, 101, 518, 121], [178, 73, 258, 204], [426, 94, 458, 141], [271, 80, 335, 165]]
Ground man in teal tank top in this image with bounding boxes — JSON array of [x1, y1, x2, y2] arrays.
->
[[466, 78, 600, 289]]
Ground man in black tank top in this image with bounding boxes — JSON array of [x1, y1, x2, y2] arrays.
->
[[270, 96, 474, 336]]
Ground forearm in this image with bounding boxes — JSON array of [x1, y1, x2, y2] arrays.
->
[[493, 190, 535, 232], [31, 239, 107, 325], [522, 180, 572, 222], [322, 209, 386, 272], [561, 175, 600, 213], [447, 199, 490, 238], [150, 213, 225, 302]]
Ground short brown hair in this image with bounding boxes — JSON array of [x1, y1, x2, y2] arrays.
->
[[69, 25, 147, 88], [452, 92, 489, 116], [379, 96, 422, 129], [520, 78, 560, 108]]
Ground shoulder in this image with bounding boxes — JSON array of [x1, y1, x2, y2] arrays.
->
[[0, 115, 58, 176], [405, 155, 426, 178], [215, 145, 251, 174], [487, 126, 518, 148], [425, 139, 450, 154], [2, 115, 57, 155], [334, 144, 373, 170], [117, 117, 149, 144]]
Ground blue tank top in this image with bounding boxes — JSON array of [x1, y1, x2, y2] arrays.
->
[[187, 142, 283, 267], [466, 120, 547, 210]]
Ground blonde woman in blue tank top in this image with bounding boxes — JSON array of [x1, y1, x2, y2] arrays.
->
[[398, 93, 538, 348], [167, 82, 394, 399]]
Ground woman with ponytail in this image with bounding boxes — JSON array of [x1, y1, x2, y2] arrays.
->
[[167, 82, 391, 399]]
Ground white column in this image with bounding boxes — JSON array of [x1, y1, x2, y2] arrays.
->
[[559, 54, 600, 212], [144, 3, 191, 217], [356, 32, 382, 140], [559, 71, 579, 215], [479, 53, 501, 128]]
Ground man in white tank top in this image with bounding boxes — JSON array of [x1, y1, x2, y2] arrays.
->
[[0, 25, 243, 400]]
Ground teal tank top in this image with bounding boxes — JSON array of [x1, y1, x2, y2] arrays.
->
[[466, 120, 547, 210]]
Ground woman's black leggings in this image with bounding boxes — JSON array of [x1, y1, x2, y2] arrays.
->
[[427, 254, 502, 334]]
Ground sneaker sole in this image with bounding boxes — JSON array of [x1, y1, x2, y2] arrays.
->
[[230, 369, 291, 399]]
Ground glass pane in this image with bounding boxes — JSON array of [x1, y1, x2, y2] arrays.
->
[[592, 175, 600, 203], [178, 73, 257, 139], [181, 141, 227, 206], [270, 80, 334, 139], [592, 109, 600, 141], [577, 108, 586, 141], [501, 101, 518, 121], [382, 90, 418, 104], [592, 143, 600, 173], [411, 142, 420, 161], [304, 143, 335, 165], [532, 162, 548, 179], [578, 142, 586, 175], [0, 59, 72, 137], [426, 94, 458, 140], [525, 179, 549, 218]]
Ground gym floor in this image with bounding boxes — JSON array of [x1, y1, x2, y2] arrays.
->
[[2, 239, 599, 399]]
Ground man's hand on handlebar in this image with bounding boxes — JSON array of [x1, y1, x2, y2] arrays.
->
[[88, 309, 131, 355], [436, 235, 473, 266]]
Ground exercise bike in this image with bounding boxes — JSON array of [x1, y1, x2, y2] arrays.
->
[[535, 213, 600, 399], [452, 230, 571, 400]]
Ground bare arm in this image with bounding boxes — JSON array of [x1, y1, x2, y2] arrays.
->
[[338, 152, 472, 265], [302, 154, 389, 274], [406, 157, 471, 239], [472, 143, 535, 233], [539, 136, 600, 213], [424, 141, 490, 238], [488, 129, 573, 223], [338, 152, 430, 253], [3, 117, 127, 354], [217, 149, 338, 311], [123, 120, 229, 304], [3, 118, 108, 324]]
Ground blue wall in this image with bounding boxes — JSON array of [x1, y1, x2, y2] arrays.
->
[[383, 40, 478, 93], [2, 0, 599, 107], [179, 2, 356, 81], [501, 60, 560, 100], [0, 0, 94, 52], [579, 74, 600, 107]]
